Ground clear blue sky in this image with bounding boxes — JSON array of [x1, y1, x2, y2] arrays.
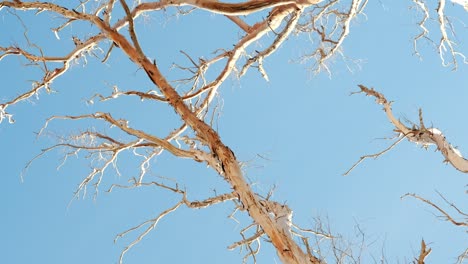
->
[[1, 0, 467, 263]]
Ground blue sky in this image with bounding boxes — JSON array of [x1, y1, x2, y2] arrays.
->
[[1, 0, 467, 263]]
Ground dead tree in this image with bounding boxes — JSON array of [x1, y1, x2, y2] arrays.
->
[[1, 0, 466, 263]]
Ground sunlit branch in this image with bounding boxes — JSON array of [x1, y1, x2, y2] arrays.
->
[[228, 222, 264, 263], [241, 229, 262, 264], [115, 190, 237, 264], [23, 128, 153, 198], [313, 0, 366, 75], [239, 9, 303, 81], [107, 177, 183, 193], [5, 0, 466, 263], [410, 0, 467, 68], [403, 192, 467, 263], [133, 149, 159, 184], [119, 0, 144, 58], [0, 0, 316, 127], [228, 223, 264, 250], [357, 84, 468, 173], [87, 86, 167, 104], [437, 0, 456, 67], [0, 31, 103, 124], [36, 112, 223, 195], [412, 0, 431, 59], [457, 248, 468, 264], [116, 200, 184, 264], [295, 215, 372, 263], [414, 239, 432, 264], [226, 15, 251, 32], [344, 135, 405, 176], [402, 193, 467, 227], [188, 4, 302, 120], [292, 223, 335, 239], [104, 0, 116, 23], [136, 0, 316, 16], [39, 114, 211, 163], [74, 138, 144, 200]]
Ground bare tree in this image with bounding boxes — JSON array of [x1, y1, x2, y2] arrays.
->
[[1, 0, 466, 263]]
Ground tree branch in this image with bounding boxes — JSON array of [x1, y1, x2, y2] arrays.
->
[[357, 84, 468, 173]]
